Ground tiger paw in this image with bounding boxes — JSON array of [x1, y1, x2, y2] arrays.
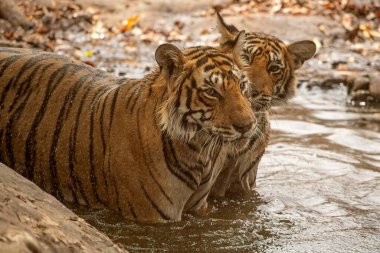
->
[[188, 200, 209, 217]]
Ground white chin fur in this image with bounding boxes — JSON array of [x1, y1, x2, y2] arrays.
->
[[158, 100, 197, 141]]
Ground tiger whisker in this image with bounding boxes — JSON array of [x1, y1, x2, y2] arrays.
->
[[198, 134, 214, 161], [206, 135, 217, 159], [254, 111, 268, 115], [194, 126, 210, 135], [255, 126, 267, 146], [210, 136, 221, 161]]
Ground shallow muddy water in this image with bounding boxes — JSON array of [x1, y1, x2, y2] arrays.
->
[[74, 83, 380, 253]]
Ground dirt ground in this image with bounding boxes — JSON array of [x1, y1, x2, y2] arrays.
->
[[2, 1, 378, 91]]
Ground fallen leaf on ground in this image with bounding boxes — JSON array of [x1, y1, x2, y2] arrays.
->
[[120, 15, 140, 32]]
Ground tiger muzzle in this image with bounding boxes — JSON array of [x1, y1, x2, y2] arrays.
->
[[233, 122, 253, 134]]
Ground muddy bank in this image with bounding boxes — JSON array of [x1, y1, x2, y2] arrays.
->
[[0, 163, 127, 253]]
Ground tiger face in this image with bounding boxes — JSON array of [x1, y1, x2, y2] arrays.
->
[[217, 13, 316, 110], [156, 42, 256, 144]]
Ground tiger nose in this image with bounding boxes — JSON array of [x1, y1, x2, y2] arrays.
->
[[233, 121, 254, 134]]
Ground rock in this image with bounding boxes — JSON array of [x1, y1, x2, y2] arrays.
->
[[29, 0, 57, 8], [0, 163, 128, 253], [347, 75, 370, 94], [0, 0, 34, 29], [369, 73, 380, 99], [352, 75, 370, 91], [0, 39, 31, 48]]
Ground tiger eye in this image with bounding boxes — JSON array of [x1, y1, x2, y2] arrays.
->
[[204, 88, 217, 97], [269, 65, 280, 72]]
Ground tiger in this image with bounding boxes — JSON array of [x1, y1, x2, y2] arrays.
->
[[210, 13, 317, 197], [0, 39, 256, 223]]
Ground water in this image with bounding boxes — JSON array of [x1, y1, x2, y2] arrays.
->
[[73, 83, 380, 252]]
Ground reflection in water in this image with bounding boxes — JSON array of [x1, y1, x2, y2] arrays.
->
[[74, 84, 380, 253]]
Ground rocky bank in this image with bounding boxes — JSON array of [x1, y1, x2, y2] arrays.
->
[[0, 163, 127, 253]]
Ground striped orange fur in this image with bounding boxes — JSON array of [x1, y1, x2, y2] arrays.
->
[[211, 14, 316, 197], [0, 42, 256, 222]]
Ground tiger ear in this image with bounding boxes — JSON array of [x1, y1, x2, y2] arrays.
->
[[216, 12, 240, 50], [155, 43, 184, 81], [287, 40, 316, 69], [231, 30, 250, 68]]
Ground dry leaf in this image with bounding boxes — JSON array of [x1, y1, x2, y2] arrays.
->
[[121, 15, 140, 32], [83, 51, 93, 57]]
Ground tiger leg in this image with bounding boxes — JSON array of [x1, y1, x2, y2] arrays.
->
[[210, 158, 237, 197], [186, 194, 209, 216], [211, 149, 265, 197], [233, 151, 264, 193]]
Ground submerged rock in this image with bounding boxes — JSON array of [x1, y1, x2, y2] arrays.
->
[[346, 73, 380, 110], [369, 74, 380, 99], [347, 75, 370, 94], [0, 163, 127, 253]]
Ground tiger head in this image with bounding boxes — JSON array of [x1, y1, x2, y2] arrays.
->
[[216, 13, 316, 110], [155, 41, 256, 145]]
